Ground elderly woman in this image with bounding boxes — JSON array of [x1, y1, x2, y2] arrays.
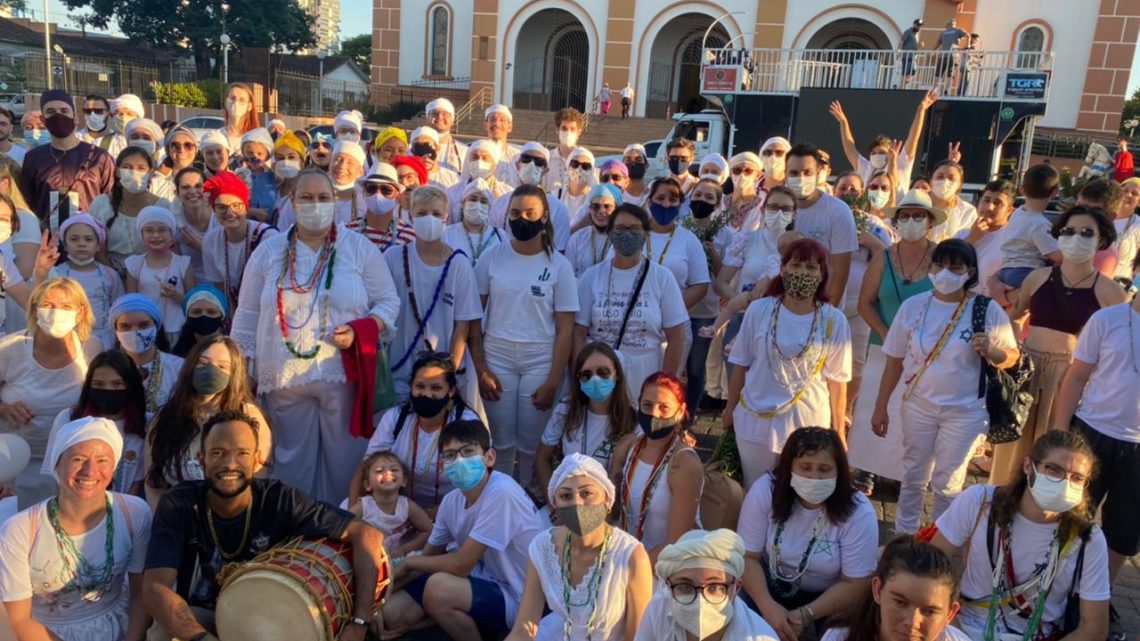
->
[[201, 171, 278, 311], [220, 83, 259, 153], [108, 294, 182, 416], [231, 168, 399, 503], [444, 178, 503, 268], [0, 417, 152, 641], [507, 454, 653, 641], [19, 111, 45, 149], [446, 140, 512, 223], [171, 285, 228, 358], [0, 278, 101, 505], [634, 529, 780, 641], [565, 183, 620, 276], [372, 126, 408, 165]]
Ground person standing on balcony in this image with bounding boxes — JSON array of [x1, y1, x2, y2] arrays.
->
[[1114, 138, 1134, 183], [828, 88, 939, 194], [934, 19, 968, 93], [898, 19, 923, 88], [427, 98, 468, 174], [958, 34, 982, 97], [621, 82, 634, 118]]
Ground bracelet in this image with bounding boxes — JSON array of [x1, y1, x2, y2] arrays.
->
[[801, 604, 817, 622]]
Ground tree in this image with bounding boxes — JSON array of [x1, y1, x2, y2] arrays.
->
[[1121, 87, 1140, 136], [341, 34, 370, 74], [0, 1, 27, 13], [59, 0, 317, 79]]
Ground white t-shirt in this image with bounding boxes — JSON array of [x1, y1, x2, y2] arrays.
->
[[822, 625, 972, 641], [882, 293, 1016, 408], [201, 220, 279, 290], [728, 298, 852, 444], [999, 208, 1058, 271], [935, 485, 1111, 637], [738, 475, 878, 593], [443, 223, 504, 269], [173, 206, 218, 283], [856, 149, 914, 190], [383, 243, 483, 399], [958, 225, 1011, 298], [792, 193, 859, 258], [684, 222, 732, 319], [487, 189, 571, 252], [0, 250, 23, 333], [49, 262, 125, 349], [931, 198, 978, 243], [124, 253, 193, 334], [565, 226, 611, 277], [428, 471, 545, 627], [1072, 303, 1140, 441], [539, 402, 622, 471], [724, 229, 782, 295], [475, 243, 579, 343], [1113, 215, 1140, 280], [88, 195, 140, 270], [638, 227, 712, 301]]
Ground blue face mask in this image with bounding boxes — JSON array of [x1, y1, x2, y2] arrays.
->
[[24, 129, 47, 147], [649, 202, 680, 226], [579, 375, 616, 402], [445, 454, 487, 490]]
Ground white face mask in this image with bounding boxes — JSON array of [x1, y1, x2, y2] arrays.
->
[[112, 114, 133, 134], [226, 99, 249, 118], [867, 189, 890, 210], [1058, 235, 1098, 263], [337, 131, 361, 143], [930, 269, 969, 295], [671, 590, 735, 640], [731, 173, 757, 194], [366, 193, 398, 215], [295, 202, 336, 232], [869, 153, 888, 170], [517, 163, 543, 186], [558, 129, 579, 148], [37, 308, 78, 338], [786, 175, 817, 198], [85, 113, 106, 132], [469, 160, 493, 180], [699, 172, 723, 184], [70, 256, 96, 266], [274, 159, 302, 179], [118, 168, 150, 194], [761, 155, 784, 177], [0, 221, 11, 244], [117, 326, 157, 354], [789, 473, 837, 504], [129, 139, 156, 156], [930, 178, 957, 200], [413, 215, 444, 242], [570, 167, 588, 185], [763, 210, 794, 233], [463, 201, 489, 226], [1028, 469, 1084, 514], [896, 218, 930, 242]]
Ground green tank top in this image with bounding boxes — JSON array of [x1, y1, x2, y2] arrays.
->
[[871, 250, 934, 345]]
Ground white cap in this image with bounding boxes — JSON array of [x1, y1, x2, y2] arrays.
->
[[518, 141, 550, 161], [111, 93, 144, 117], [333, 140, 367, 167], [568, 147, 595, 165], [199, 130, 230, 152], [484, 104, 512, 121], [240, 127, 274, 154], [426, 98, 455, 115], [334, 109, 363, 134], [623, 143, 646, 157], [124, 118, 163, 143], [410, 126, 440, 145], [760, 136, 792, 153], [467, 139, 502, 165], [268, 118, 285, 129]]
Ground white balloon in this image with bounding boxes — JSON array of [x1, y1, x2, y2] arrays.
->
[[0, 433, 31, 483]]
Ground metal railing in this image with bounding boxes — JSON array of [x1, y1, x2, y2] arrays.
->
[[273, 70, 371, 118], [702, 48, 1054, 99], [409, 76, 471, 90], [454, 85, 492, 130], [5, 52, 185, 99]]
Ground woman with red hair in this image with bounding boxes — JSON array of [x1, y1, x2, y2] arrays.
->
[[219, 83, 260, 153], [723, 238, 853, 488], [610, 371, 704, 565]]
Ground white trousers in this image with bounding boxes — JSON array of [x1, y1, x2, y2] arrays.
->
[[894, 395, 988, 533], [483, 336, 556, 488], [262, 380, 365, 506], [736, 438, 782, 491]]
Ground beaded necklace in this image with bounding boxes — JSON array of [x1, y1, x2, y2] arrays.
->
[[646, 227, 677, 264], [143, 352, 163, 414], [768, 510, 827, 597], [590, 227, 611, 267], [407, 417, 445, 506], [464, 225, 498, 262], [561, 525, 614, 641], [275, 226, 337, 359], [48, 494, 116, 602], [903, 293, 969, 400], [765, 298, 824, 388], [621, 434, 677, 539], [982, 522, 1072, 641], [222, 223, 255, 309]]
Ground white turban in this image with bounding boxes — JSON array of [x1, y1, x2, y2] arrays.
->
[[240, 127, 274, 154], [463, 177, 492, 201], [334, 109, 363, 134], [568, 147, 595, 165], [111, 93, 144, 117], [730, 151, 762, 171], [518, 141, 550, 161], [484, 104, 512, 122], [700, 153, 729, 182], [547, 453, 616, 508], [410, 126, 440, 145], [136, 205, 177, 234], [760, 136, 791, 154], [124, 117, 163, 143], [333, 140, 367, 168], [655, 529, 746, 582], [0, 434, 30, 484], [467, 139, 501, 165], [426, 98, 455, 115], [623, 143, 647, 157], [40, 416, 124, 482], [199, 130, 230, 152]]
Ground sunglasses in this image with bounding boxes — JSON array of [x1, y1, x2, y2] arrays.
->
[[576, 366, 614, 383], [895, 211, 930, 222], [601, 174, 625, 183], [519, 155, 547, 168], [83, 108, 107, 115], [168, 142, 196, 151], [667, 155, 691, 163], [1059, 226, 1096, 238], [569, 160, 592, 171], [364, 184, 400, 197]]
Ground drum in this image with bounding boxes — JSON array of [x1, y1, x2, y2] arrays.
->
[[215, 537, 390, 641]]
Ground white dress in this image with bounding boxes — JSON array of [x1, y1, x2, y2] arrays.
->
[[530, 527, 641, 641], [359, 495, 412, 554], [0, 493, 152, 641], [124, 253, 192, 339]]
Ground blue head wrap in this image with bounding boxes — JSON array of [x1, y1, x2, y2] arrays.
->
[[108, 293, 162, 327], [588, 183, 622, 204], [182, 284, 229, 318]]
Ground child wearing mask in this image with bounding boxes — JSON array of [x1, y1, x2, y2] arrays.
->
[[49, 214, 124, 348]]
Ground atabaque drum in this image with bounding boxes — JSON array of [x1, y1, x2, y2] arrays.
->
[[215, 537, 390, 641]]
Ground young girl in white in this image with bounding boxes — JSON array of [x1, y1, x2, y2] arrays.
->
[[124, 206, 196, 344], [348, 451, 432, 561], [51, 214, 124, 349]]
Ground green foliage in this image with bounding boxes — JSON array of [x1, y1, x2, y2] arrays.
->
[[341, 34, 371, 74], [0, 0, 27, 13], [195, 79, 225, 109], [150, 81, 207, 108], [1121, 87, 1140, 135]]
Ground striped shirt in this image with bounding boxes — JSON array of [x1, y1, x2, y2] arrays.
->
[[348, 217, 416, 252]]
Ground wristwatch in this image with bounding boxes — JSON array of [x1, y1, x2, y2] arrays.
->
[[349, 616, 368, 627]]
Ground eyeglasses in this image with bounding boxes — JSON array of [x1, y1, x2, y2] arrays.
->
[[576, 367, 614, 383], [82, 108, 106, 115], [213, 203, 243, 214], [519, 155, 547, 168], [569, 160, 592, 171], [931, 263, 968, 275], [731, 167, 756, 176], [668, 582, 732, 605], [601, 174, 625, 183], [895, 211, 930, 222], [169, 142, 196, 151], [440, 444, 483, 463], [764, 205, 794, 214], [364, 183, 399, 197], [397, 173, 419, 185], [1032, 459, 1090, 488], [1059, 227, 1096, 239], [589, 203, 614, 212]]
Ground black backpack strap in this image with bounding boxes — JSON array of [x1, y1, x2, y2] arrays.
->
[[972, 295, 991, 399], [986, 486, 1000, 569], [1068, 526, 1093, 598], [390, 403, 413, 441], [614, 260, 650, 350]]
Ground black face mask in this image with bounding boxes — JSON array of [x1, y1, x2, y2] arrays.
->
[[637, 410, 679, 440], [626, 162, 647, 180], [509, 216, 545, 242], [45, 113, 76, 139], [667, 158, 686, 176], [690, 200, 716, 219], [185, 315, 224, 337], [411, 394, 450, 418], [89, 388, 127, 415], [411, 142, 437, 159]]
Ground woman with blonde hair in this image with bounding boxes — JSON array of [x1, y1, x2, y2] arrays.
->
[[0, 277, 102, 504]]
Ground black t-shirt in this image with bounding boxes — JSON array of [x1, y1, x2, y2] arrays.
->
[[145, 479, 355, 609]]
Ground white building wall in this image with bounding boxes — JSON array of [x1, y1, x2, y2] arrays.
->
[[780, 0, 921, 49], [398, 1, 474, 85]]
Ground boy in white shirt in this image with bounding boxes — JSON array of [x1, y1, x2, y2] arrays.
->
[[997, 163, 1062, 289], [375, 420, 544, 640]]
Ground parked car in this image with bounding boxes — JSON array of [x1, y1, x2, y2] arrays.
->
[[307, 124, 382, 145], [179, 115, 226, 141], [0, 94, 27, 117]]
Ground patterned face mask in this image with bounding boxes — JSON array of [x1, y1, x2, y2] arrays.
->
[[782, 271, 820, 300]]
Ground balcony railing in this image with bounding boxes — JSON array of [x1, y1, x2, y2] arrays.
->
[[702, 48, 1053, 100]]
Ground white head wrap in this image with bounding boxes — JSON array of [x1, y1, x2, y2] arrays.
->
[[760, 136, 792, 154], [199, 130, 230, 152], [333, 140, 367, 168], [518, 141, 550, 161], [269, 118, 285, 129], [568, 147, 596, 165], [547, 453, 616, 509], [136, 205, 177, 234], [730, 151, 762, 171], [334, 109, 364, 134], [655, 529, 746, 582], [426, 98, 455, 115], [40, 416, 124, 482], [462, 177, 493, 201], [623, 143, 647, 158], [410, 126, 441, 146], [466, 139, 502, 165], [484, 104, 513, 122], [124, 118, 163, 144], [111, 93, 144, 117], [0, 434, 30, 484], [240, 127, 274, 155], [699, 153, 730, 183]]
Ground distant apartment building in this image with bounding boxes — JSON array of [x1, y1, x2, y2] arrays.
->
[[299, 0, 341, 53]]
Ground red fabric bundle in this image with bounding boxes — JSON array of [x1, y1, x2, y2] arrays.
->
[[340, 318, 380, 439]]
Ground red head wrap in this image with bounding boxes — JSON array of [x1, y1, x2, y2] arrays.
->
[[202, 170, 250, 207], [392, 155, 429, 186]]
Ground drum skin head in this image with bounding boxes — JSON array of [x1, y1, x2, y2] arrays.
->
[[216, 570, 326, 641]]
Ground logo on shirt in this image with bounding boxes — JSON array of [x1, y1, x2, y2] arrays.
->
[[537, 267, 551, 282], [531, 285, 547, 297]]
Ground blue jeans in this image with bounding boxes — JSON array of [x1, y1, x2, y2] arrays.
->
[[686, 317, 715, 409]]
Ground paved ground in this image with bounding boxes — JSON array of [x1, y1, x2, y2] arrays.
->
[[379, 411, 1140, 640]]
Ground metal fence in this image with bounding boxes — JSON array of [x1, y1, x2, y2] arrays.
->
[[273, 70, 371, 118], [3, 52, 183, 99]]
